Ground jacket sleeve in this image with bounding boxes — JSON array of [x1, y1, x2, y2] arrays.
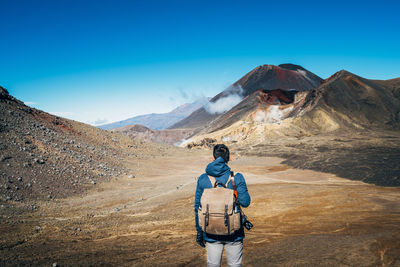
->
[[235, 173, 251, 208], [194, 175, 204, 232]]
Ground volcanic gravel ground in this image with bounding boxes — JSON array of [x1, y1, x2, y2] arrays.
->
[[1, 151, 400, 266], [241, 131, 400, 186]]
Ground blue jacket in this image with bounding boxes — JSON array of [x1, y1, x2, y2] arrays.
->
[[194, 157, 251, 242]]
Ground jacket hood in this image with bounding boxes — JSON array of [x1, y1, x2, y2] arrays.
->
[[205, 157, 231, 177]]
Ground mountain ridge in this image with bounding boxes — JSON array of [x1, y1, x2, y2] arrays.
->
[[99, 97, 210, 130]]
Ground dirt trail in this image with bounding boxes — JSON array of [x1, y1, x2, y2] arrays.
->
[[1, 149, 400, 266]]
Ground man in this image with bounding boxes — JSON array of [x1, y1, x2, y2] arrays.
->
[[194, 144, 251, 267]]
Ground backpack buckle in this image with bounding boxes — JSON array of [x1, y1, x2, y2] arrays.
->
[[215, 181, 226, 188], [205, 204, 209, 227], [224, 204, 230, 233]]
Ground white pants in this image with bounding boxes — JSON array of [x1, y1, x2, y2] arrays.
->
[[206, 241, 243, 267]]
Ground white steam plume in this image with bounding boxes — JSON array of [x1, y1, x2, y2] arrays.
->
[[204, 85, 244, 114]]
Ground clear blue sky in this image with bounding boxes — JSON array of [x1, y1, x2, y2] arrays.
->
[[1, 0, 399, 125]]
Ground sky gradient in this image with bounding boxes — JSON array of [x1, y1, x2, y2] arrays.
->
[[1, 0, 399, 125]]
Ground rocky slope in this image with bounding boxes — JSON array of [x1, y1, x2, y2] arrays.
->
[[298, 70, 400, 131], [373, 77, 400, 100], [0, 86, 159, 201]]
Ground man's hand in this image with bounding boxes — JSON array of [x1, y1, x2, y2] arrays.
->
[[196, 231, 205, 248]]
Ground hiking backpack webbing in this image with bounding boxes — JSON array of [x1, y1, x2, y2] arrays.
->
[[208, 174, 232, 188]]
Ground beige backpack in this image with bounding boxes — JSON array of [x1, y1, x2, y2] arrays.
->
[[198, 175, 241, 235]]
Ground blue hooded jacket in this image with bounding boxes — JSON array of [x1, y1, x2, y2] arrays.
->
[[194, 157, 251, 242]]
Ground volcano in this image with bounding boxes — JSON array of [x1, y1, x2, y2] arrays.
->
[[170, 63, 323, 131], [169, 64, 323, 130], [232, 63, 322, 95], [184, 70, 400, 186], [190, 70, 400, 142]]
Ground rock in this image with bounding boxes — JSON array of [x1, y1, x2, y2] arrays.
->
[[91, 180, 96, 185], [34, 158, 45, 164], [128, 174, 135, 179], [0, 155, 12, 162], [23, 162, 31, 167], [52, 263, 58, 267]]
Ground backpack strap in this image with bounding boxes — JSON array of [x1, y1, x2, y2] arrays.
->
[[229, 171, 238, 198], [225, 177, 231, 187], [209, 172, 235, 188], [207, 176, 217, 187], [225, 171, 236, 187]]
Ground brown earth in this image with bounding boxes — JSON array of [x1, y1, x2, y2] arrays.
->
[[238, 131, 400, 187], [1, 148, 399, 266]]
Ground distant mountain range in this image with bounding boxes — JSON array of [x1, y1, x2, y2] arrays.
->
[[98, 97, 210, 130], [112, 124, 195, 145]]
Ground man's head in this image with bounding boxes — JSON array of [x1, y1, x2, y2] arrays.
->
[[213, 144, 230, 163]]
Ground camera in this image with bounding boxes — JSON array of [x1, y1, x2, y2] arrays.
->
[[242, 214, 253, 230]]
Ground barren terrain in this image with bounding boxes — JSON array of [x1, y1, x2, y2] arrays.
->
[[1, 147, 399, 266]]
